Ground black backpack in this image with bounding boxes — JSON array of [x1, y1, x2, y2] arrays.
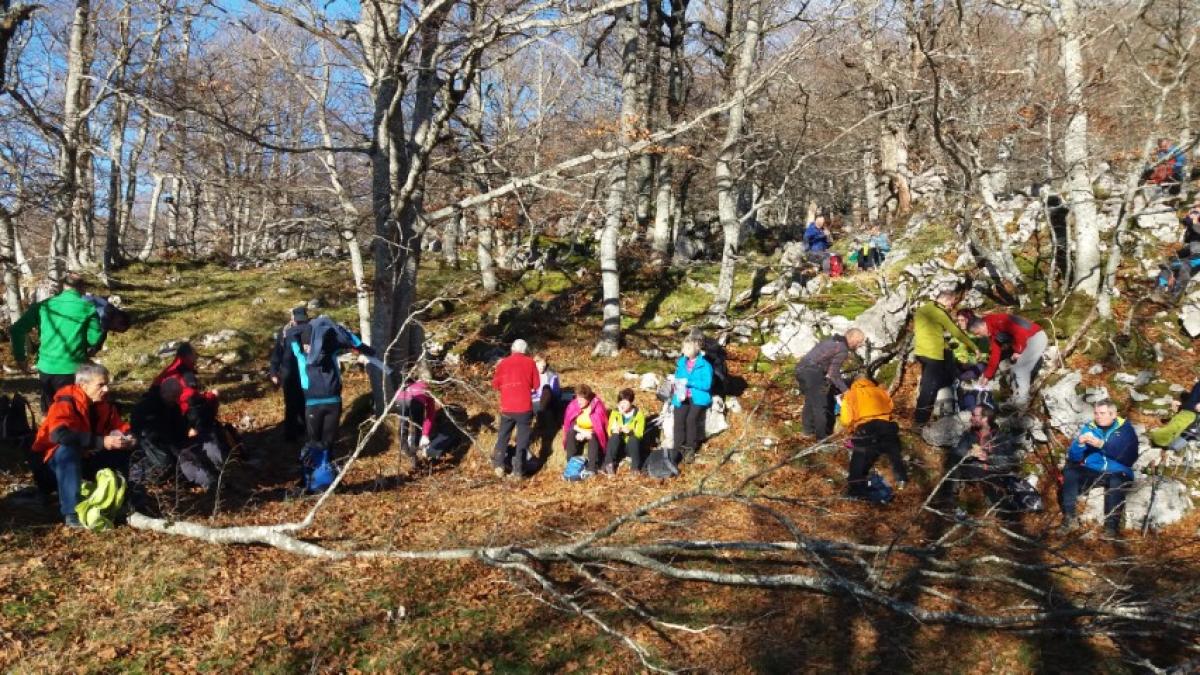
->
[[643, 448, 680, 479], [703, 341, 730, 397], [0, 393, 34, 441]]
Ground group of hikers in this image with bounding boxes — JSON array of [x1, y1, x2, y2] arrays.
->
[[6, 254, 1195, 538]]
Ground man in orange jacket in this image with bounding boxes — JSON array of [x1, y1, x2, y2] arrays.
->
[[839, 376, 907, 496], [30, 363, 136, 527]]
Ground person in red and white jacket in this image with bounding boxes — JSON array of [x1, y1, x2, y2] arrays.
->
[[967, 313, 1048, 408], [491, 339, 541, 479]]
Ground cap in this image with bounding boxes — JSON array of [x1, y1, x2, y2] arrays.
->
[[292, 306, 309, 322]]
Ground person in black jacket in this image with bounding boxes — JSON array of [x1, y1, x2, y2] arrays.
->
[[269, 307, 308, 441], [284, 314, 375, 490], [951, 405, 1018, 506], [128, 377, 224, 490]]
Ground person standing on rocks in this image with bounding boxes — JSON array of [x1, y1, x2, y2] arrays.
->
[[794, 328, 865, 438], [913, 290, 980, 424], [967, 313, 1047, 409], [491, 339, 541, 479]]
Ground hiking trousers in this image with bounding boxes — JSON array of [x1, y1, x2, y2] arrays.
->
[[39, 372, 77, 413], [1061, 465, 1131, 531], [493, 411, 533, 476], [565, 433, 603, 472], [915, 355, 956, 424], [306, 402, 342, 448], [847, 421, 906, 494], [608, 434, 644, 472], [673, 403, 708, 457], [1011, 330, 1047, 406], [47, 445, 130, 520], [796, 367, 833, 438]]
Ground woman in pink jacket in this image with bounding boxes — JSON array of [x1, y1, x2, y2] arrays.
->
[[562, 384, 609, 476]]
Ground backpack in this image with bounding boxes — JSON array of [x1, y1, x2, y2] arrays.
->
[[300, 444, 336, 493], [75, 468, 127, 531], [0, 393, 34, 441], [703, 341, 730, 397], [643, 448, 680, 479], [562, 455, 588, 481], [863, 471, 894, 504], [828, 254, 844, 277], [1000, 475, 1044, 513]]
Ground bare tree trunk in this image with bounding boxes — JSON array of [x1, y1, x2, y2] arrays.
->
[[652, 0, 689, 264], [651, 162, 674, 258], [1056, 0, 1101, 297], [712, 0, 762, 314], [593, 3, 641, 357], [0, 210, 23, 326], [103, 98, 128, 277], [477, 218, 499, 293], [49, 0, 91, 283], [119, 122, 148, 241], [443, 210, 461, 269], [138, 174, 163, 261]]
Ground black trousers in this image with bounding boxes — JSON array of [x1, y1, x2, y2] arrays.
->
[[915, 355, 956, 424], [673, 403, 707, 455], [608, 434, 644, 471], [847, 420, 906, 494], [281, 374, 306, 441], [565, 433, 603, 471], [39, 372, 77, 413], [493, 411, 533, 476], [796, 367, 833, 438], [1061, 465, 1132, 530], [305, 402, 342, 448]]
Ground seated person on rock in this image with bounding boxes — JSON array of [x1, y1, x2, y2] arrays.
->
[[857, 224, 890, 270], [1156, 241, 1200, 302], [1058, 399, 1138, 537], [532, 355, 562, 429], [562, 384, 609, 477], [605, 388, 647, 474], [29, 363, 136, 528], [951, 405, 1018, 506], [839, 376, 907, 497], [154, 342, 219, 432], [804, 215, 833, 269], [129, 377, 225, 490]]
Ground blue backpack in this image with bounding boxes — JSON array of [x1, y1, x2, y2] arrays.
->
[[562, 456, 588, 481], [301, 444, 336, 493], [864, 472, 894, 504]]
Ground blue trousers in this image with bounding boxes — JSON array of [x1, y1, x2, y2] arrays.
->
[[1060, 465, 1131, 530], [46, 445, 130, 520]]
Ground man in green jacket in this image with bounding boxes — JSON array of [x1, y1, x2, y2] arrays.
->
[[11, 274, 103, 412], [913, 289, 979, 424]]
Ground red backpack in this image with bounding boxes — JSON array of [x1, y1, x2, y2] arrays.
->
[[828, 254, 844, 277]]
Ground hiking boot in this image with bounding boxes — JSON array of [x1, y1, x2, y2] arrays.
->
[[505, 472, 526, 482], [493, 466, 507, 479], [681, 449, 697, 465], [601, 464, 616, 477], [1057, 516, 1078, 535], [1104, 523, 1121, 538], [63, 515, 86, 530], [579, 469, 595, 480]]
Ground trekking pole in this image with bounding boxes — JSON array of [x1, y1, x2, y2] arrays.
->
[[1140, 456, 1165, 537]]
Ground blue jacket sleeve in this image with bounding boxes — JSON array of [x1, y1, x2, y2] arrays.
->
[[1066, 436, 1086, 463], [690, 358, 714, 394]]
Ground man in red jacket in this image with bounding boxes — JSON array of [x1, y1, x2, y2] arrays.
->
[[968, 313, 1048, 408], [31, 363, 136, 527], [491, 339, 541, 479]]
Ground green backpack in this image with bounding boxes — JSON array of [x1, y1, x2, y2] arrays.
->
[[75, 469, 127, 531]]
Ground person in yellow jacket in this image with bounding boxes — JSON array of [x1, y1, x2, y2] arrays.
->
[[913, 289, 979, 424], [839, 376, 908, 495], [605, 389, 647, 474]]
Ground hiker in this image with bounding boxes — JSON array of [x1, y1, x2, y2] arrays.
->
[[1156, 242, 1200, 301], [950, 405, 1018, 505], [795, 328, 865, 438], [285, 314, 376, 491], [1144, 138, 1186, 190], [29, 363, 135, 528], [129, 377, 225, 490], [857, 224, 890, 270], [914, 289, 980, 424], [967, 313, 1048, 408], [532, 355, 562, 428], [10, 273, 103, 412], [154, 343, 220, 432], [392, 378, 444, 461], [839, 376, 906, 496], [1058, 400, 1138, 536], [562, 384, 609, 476], [606, 388, 647, 474], [804, 215, 833, 270], [1181, 201, 1200, 245], [672, 337, 714, 464], [269, 307, 308, 441], [491, 339, 541, 479], [1149, 382, 1200, 451]]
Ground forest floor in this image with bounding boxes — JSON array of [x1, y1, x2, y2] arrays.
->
[[1, 242, 1198, 673]]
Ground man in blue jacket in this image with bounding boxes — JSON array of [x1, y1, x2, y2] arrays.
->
[[1059, 399, 1138, 536]]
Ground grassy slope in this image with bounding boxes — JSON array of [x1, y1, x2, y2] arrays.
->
[[0, 242, 1196, 673]]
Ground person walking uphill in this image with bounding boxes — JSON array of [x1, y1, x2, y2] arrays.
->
[[492, 339, 541, 479], [914, 290, 980, 424], [968, 313, 1047, 408], [285, 315, 375, 492], [10, 273, 104, 412], [795, 328, 865, 439], [30, 363, 135, 528], [1059, 400, 1138, 537], [672, 337, 714, 465]]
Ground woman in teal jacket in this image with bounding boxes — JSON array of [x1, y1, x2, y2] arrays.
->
[[672, 337, 713, 464]]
